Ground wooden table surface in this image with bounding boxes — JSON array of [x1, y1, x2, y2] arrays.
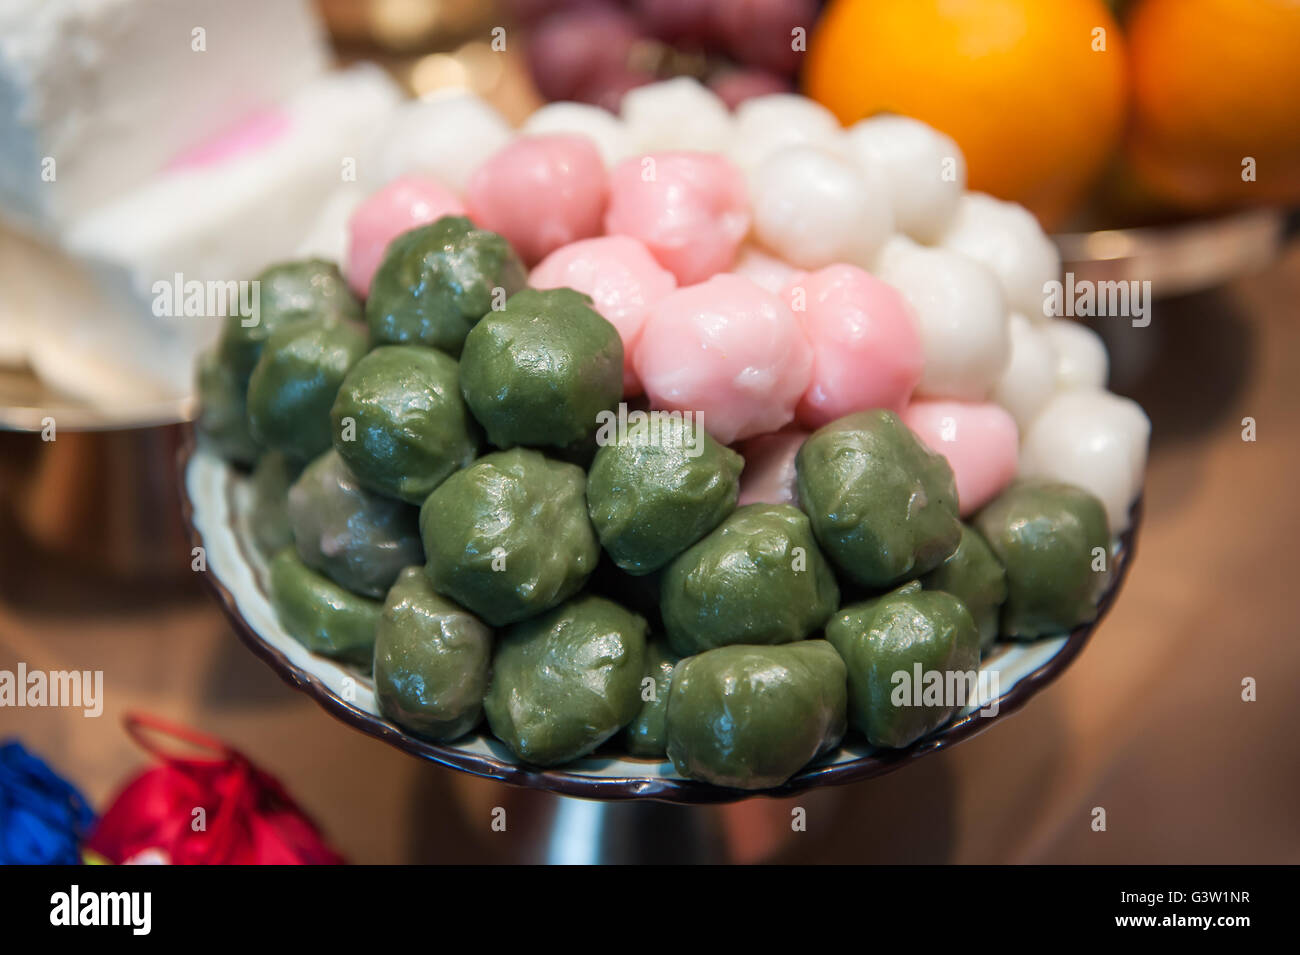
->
[[3, 244, 1298, 863]]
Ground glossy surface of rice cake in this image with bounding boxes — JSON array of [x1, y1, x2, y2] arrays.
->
[[484, 594, 646, 766], [419, 449, 598, 627], [466, 135, 608, 266], [459, 288, 623, 450], [797, 409, 961, 589], [975, 481, 1111, 639], [587, 414, 742, 575], [330, 345, 480, 504], [365, 217, 526, 357], [287, 449, 423, 599], [660, 504, 839, 657], [635, 274, 812, 444], [604, 151, 750, 285], [374, 567, 492, 742], [665, 641, 846, 789], [784, 264, 924, 427], [826, 581, 979, 748], [902, 399, 1019, 516]]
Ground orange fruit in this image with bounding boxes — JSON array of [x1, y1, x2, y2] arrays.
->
[[1125, 0, 1300, 210], [804, 0, 1127, 227]]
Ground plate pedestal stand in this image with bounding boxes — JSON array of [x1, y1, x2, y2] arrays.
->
[[447, 772, 844, 864]]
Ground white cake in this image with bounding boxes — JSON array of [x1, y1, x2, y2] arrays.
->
[[0, 0, 404, 406], [0, 0, 327, 234], [30, 67, 401, 403]]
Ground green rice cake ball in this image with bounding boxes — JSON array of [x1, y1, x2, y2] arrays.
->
[[623, 639, 679, 759], [249, 450, 302, 558], [921, 524, 1008, 651], [287, 449, 423, 598], [660, 503, 840, 657], [374, 567, 493, 742], [974, 480, 1111, 639], [195, 348, 259, 465], [419, 448, 598, 626], [268, 548, 381, 667], [665, 641, 847, 790], [219, 259, 360, 384], [797, 409, 961, 589], [484, 594, 646, 766], [587, 412, 742, 575], [247, 315, 368, 462], [365, 217, 526, 356], [330, 344, 480, 504], [459, 287, 623, 450], [826, 582, 980, 749]]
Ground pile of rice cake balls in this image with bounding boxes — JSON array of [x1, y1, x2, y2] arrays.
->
[[198, 81, 1150, 790]]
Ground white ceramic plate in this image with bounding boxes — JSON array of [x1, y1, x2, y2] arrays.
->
[[181, 434, 1139, 803]]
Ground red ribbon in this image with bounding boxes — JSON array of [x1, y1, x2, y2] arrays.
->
[[85, 713, 345, 865]]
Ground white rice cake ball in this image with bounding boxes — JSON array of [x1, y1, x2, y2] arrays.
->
[[1043, 319, 1109, 390], [939, 192, 1061, 319], [620, 77, 732, 154], [993, 313, 1058, 432], [522, 101, 633, 168], [876, 235, 1009, 401], [1020, 389, 1150, 533], [362, 91, 512, 192], [845, 114, 965, 243], [728, 93, 847, 177], [751, 145, 892, 270]]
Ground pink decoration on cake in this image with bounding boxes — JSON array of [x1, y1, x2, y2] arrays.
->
[[166, 108, 292, 171]]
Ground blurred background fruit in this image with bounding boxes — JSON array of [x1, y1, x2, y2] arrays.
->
[[1122, 0, 1300, 211], [510, 0, 817, 110], [803, 0, 1127, 229], [316, 0, 1298, 233], [523, 4, 650, 108]]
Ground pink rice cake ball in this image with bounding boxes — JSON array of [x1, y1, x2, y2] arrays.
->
[[604, 151, 750, 285], [736, 429, 810, 508], [901, 399, 1019, 517], [634, 274, 812, 444], [530, 236, 677, 396], [345, 176, 466, 297], [730, 245, 802, 295], [781, 264, 924, 428], [465, 134, 608, 265]]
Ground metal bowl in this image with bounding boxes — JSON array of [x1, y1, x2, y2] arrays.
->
[[1054, 207, 1289, 299]]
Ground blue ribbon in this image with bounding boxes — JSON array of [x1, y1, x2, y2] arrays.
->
[[0, 740, 96, 865]]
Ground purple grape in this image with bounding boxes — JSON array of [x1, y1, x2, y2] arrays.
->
[[712, 0, 818, 75], [528, 4, 644, 102], [634, 0, 718, 46]]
